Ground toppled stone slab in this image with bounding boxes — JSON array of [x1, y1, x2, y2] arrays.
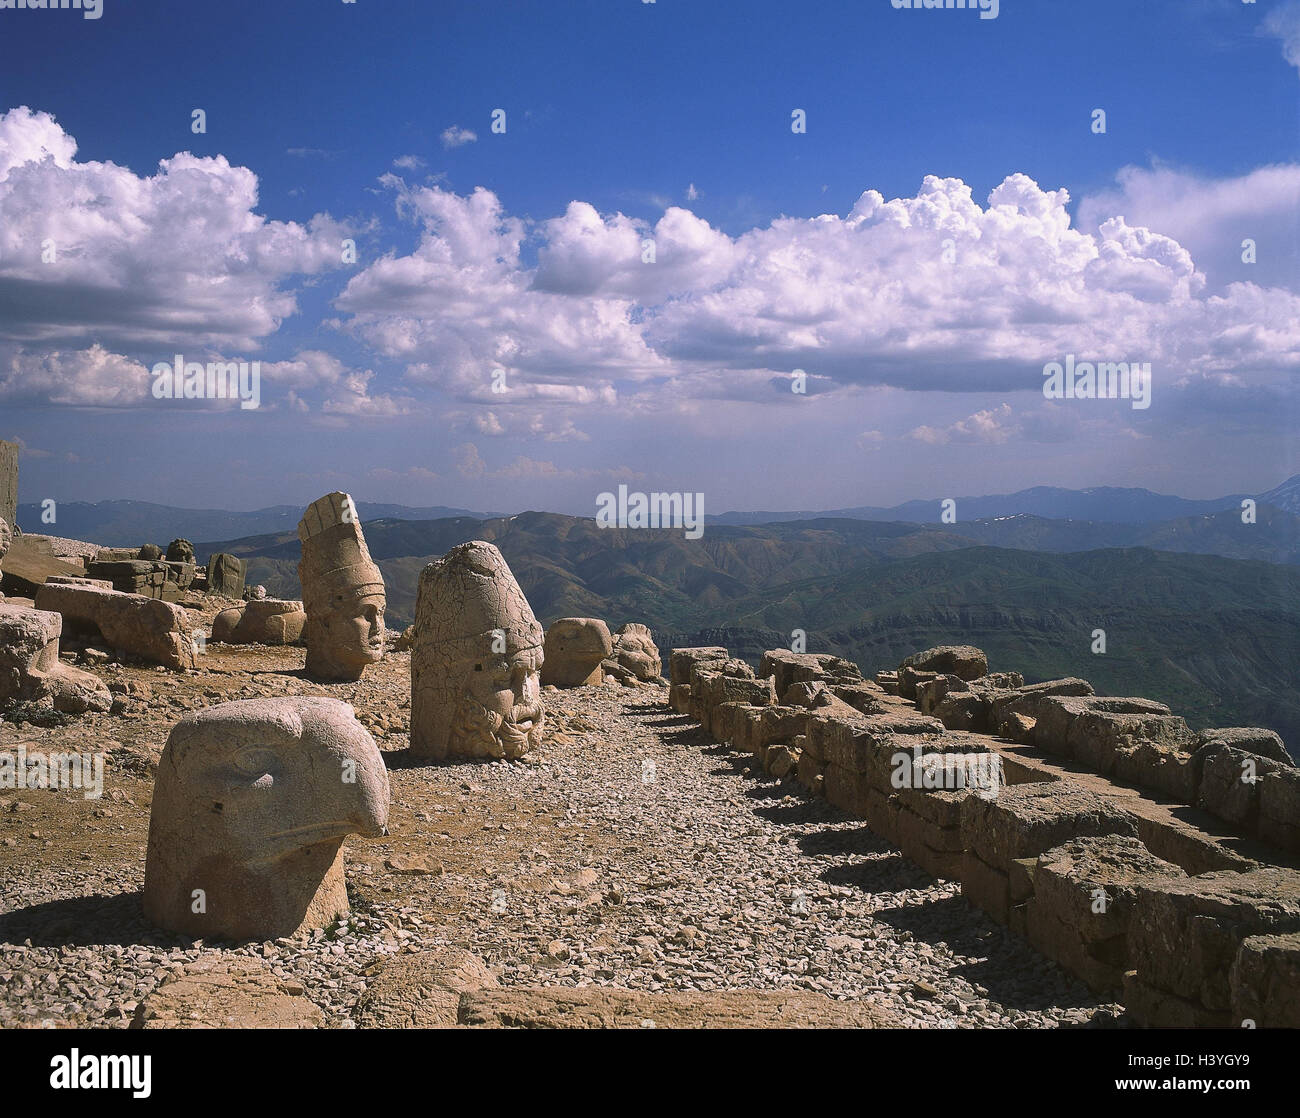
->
[[0, 603, 111, 714], [352, 948, 498, 1028], [900, 644, 988, 681], [961, 782, 1139, 923], [130, 956, 325, 1029], [34, 582, 196, 670], [1198, 744, 1286, 832], [456, 987, 898, 1029], [669, 646, 729, 685], [1196, 727, 1292, 766]]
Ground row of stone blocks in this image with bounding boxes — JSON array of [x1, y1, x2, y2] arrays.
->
[[904, 666, 1300, 855], [669, 644, 1300, 1028]]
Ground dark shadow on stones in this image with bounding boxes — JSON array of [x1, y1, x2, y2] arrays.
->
[[795, 825, 894, 857], [0, 890, 194, 949]]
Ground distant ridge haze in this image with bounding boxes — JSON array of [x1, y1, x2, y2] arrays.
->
[[20, 476, 1299, 546]]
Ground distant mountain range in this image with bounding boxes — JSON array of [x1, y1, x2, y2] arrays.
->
[[13, 499, 500, 546], [197, 511, 1300, 752], [710, 476, 1300, 525], [21, 476, 1298, 543]]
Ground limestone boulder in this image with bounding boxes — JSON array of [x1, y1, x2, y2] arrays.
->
[[1230, 932, 1300, 1028], [34, 582, 196, 670], [131, 956, 325, 1029], [210, 600, 307, 646], [541, 617, 613, 687], [0, 604, 112, 714], [1196, 727, 1292, 766], [143, 697, 390, 941], [900, 644, 988, 681], [1127, 867, 1300, 1022]]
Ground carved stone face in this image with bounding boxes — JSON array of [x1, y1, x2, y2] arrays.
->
[[143, 697, 390, 941], [306, 591, 385, 682], [448, 643, 543, 760]]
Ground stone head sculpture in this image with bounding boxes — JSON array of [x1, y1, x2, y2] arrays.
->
[[297, 492, 386, 681], [411, 541, 544, 761], [143, 697, 390, 941]]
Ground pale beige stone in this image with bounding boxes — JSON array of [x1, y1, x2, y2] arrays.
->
[[33, 582, 196, 670], [541, 617, 612, 687], [143, 697, 390, 941], [210, 600, 307, 646], [411, 541, 544, 761], [297, 492, 385, 681], [610, 622, 662, 680], [131, 956, 326, 1029], [0, 603, 111, 713]]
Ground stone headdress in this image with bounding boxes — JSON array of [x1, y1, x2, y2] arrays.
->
[[297, 492, 384, 616]]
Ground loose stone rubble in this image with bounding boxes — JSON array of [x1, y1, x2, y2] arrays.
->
[[298, 493, 386, 682], [410, 541, 545, 762], [142, 697, 390, 941]]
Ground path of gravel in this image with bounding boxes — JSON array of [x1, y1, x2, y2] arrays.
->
[[0, 668, 1122, 1028]]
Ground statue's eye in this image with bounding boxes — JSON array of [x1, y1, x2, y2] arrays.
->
[[233, 747, 280, 781]]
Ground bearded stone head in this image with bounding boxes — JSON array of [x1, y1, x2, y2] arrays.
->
[[410, 541, 545, 761]]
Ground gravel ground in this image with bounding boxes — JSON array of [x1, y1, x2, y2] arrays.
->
[[0, 643, 1124, 1028]]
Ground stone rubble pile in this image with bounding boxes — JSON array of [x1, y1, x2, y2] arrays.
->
[[669, 640, 1300, 1027]]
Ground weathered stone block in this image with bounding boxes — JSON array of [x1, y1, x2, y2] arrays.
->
[[900, 644, 988, 681], [960, 781, 1138, 874], [669, 646, 728, 685], [34, 582, 196, 670], [541, 617, 613, 687], [1230, 932, 1300, 1029], [1128, 867, 1300, 1016]]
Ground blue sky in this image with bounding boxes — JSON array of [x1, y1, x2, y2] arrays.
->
[[1, 0, 1299, 517]]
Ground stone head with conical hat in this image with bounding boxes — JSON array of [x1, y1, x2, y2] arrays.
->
[[297, 492, 386, 682], [410, 540, 544, 761]]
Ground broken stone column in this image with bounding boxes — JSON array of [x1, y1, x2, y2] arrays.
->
[[143, 697, 390, 941], [410, 541, 544, 761], [541, 617, 612, 687], [297, 493, 386, 682], [0, 603, 112, 713], [0, 440, 16, 533]]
